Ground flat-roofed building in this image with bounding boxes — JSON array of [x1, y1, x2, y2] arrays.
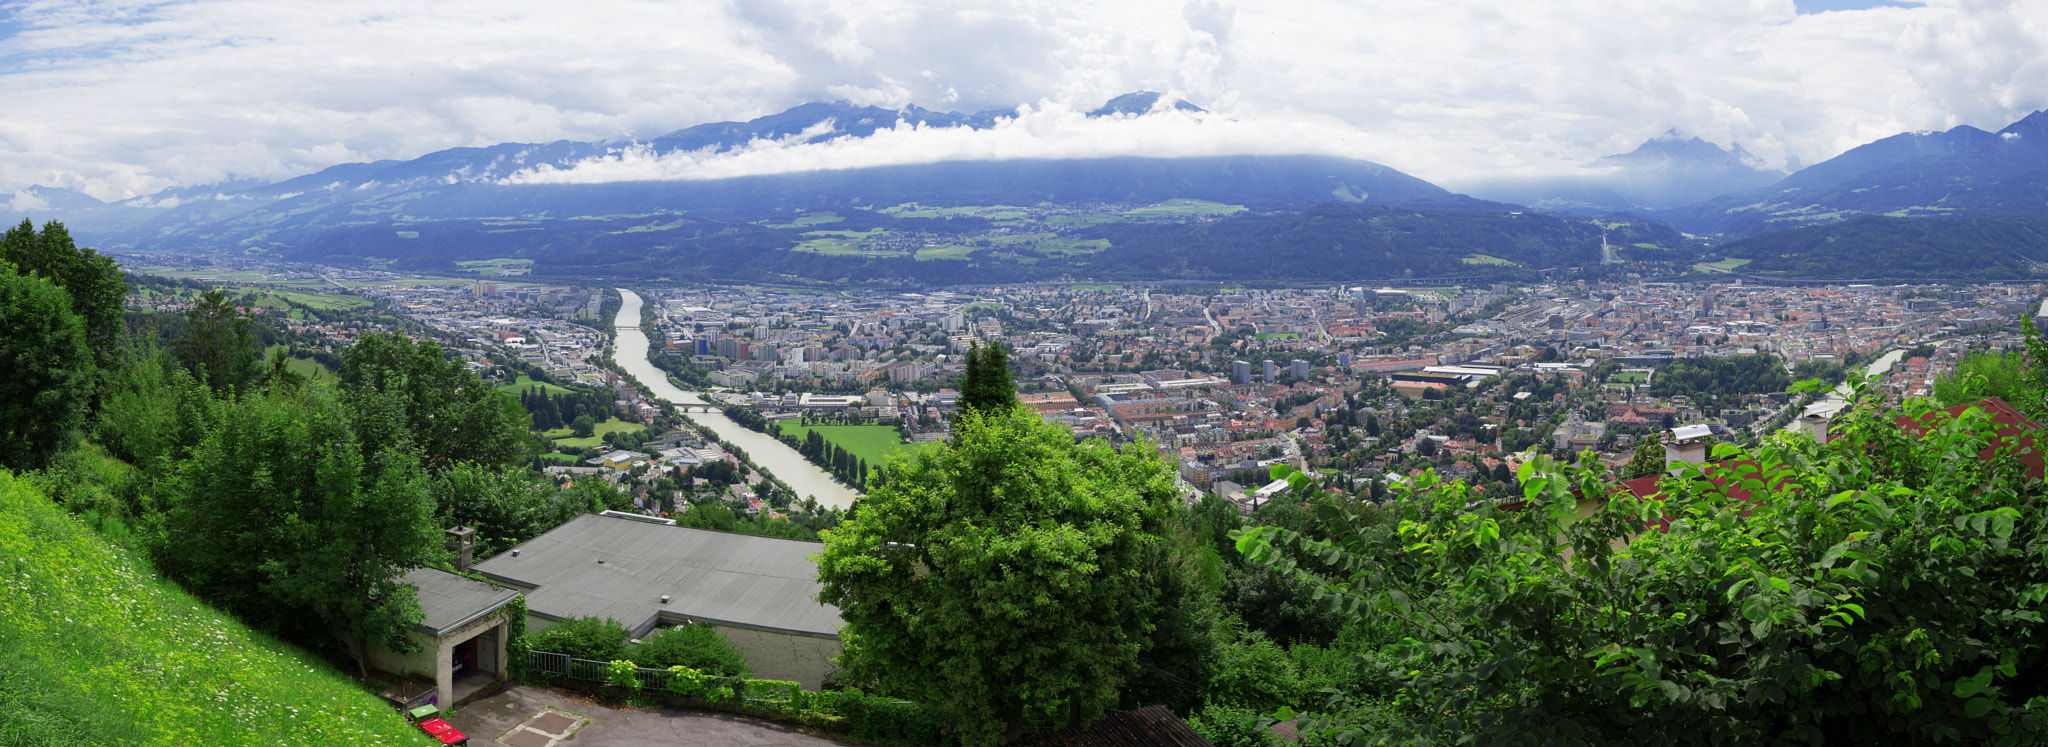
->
[[474, 514, 843, 689]]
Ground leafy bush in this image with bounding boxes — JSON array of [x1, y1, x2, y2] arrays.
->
[[1207, 632, 1302, 714], [630, 622, 751, 677], [1186, 703, 1277, 747], [607, 659, 639, 690], [527, 616, 629, 662], [837, 692, 948, 744]]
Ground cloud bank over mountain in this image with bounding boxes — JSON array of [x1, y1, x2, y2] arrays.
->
[[1, 0, 2044, 200]]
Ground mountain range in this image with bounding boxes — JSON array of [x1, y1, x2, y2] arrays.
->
[[9, 95, 2048, 284]]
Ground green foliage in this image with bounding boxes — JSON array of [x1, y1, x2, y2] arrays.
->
[[339, 331, 530, 471], [836, 693, 950, 744], [0, 471, 424, 746], [1933, 350, 2028, 411], [0, 268, 94, 472], [1722, 215, 2048, 280], [93, 348, 219, 471], [607, 659, 639, 690], [571, 414, 597, 438], [527, 616, 631, 662], [1208, 632, 1304, 714], [664, 665, 713, 698], [1622, 437, 1666, 480], [0, 219, 128, 377], [157, 385, 440, 668], [1646, 353, 1792, 403], [816, 407, 1180, 745], [171, 289, 261, 396], [1235, 380, 2048, 744], [506, 593, 531, 679], [631, 623, 752, 678], [433, 462, 590, 558], [1186, 703, 1279, 747], [958, 340, 1019, 417]]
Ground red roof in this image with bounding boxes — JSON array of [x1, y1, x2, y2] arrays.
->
[[1890, 397, 2043, 480]]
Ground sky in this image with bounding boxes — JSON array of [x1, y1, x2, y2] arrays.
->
[[1, 0, 2044, 202]]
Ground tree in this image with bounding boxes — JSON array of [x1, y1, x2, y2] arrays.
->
[[0, 268, 94, 471], [0, 220, 128, 380], [1932, 351, 2027, 412], [571, 414, 597, 438], [816, 407, 1180, 745], [1622, 437, 1667, 480], [958, 341, 1019, 417], [160, 386, 440, 675], [339, 332, 530, 471], [172, 289, 261, 396]]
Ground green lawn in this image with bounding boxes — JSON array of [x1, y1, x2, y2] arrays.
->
[[496, 374, 578, 397], [779, 423, 924, 466], [545, 417, 644, 449], [761, 214, 848, 229], [1610, 372, 1648, 383], [538, 452, 583, 464], [261, 345, 334, 381], [1462, 254, 1517, 266], [1255, 333, 1301, 340], [0, 472, 431, 746]]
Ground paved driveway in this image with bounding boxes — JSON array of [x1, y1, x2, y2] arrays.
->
[[443, 684, 854, 747]]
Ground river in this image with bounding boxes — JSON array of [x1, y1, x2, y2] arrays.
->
[[611, 289, 860, 509]]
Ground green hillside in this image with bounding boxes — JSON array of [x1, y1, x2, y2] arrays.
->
[[0, 471, 430, 747], [1718, 215, 2048, 281]]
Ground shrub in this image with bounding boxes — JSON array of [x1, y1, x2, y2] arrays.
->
[[527, 616, 629, 662], [1207, 633, 1302, 714], [1186, 704, 1277, 747], [607, 659, 638, 690], [630, 622, 751, 677], [838, 692, 948, 744]]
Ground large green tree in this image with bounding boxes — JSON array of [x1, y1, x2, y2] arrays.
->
[[816, 407, 1179, 744], [161, 386, 440, 674], [339, 332, 529, 471], [171, 288, 261, 396], [0, 268, 95, 471], [0, 220, 128, 378]]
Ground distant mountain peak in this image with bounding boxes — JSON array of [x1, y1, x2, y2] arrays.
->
[[1087, 92, 1207, 118], [1997, 109, 2048, 142]]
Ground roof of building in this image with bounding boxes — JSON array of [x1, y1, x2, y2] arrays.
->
[[403, 566, 521, 637], [473, 514, 841, 640]]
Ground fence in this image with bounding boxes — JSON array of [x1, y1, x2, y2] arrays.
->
[[525, 650, 694, 692]]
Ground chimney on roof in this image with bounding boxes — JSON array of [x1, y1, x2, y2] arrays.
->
[[445, 525, 476, 573], [1663, 424, 1714, 475], [1796, 406, 1833, 444]]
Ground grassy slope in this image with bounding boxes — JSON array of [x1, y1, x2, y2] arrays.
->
[[0, 472, 430, 747], [779, 423, 924, 466]]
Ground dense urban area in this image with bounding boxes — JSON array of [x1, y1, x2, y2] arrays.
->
[[125, 252, 2035, 517]]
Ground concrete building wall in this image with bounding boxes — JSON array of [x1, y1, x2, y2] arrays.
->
[[366, 628, 441, 682], [716, 626, 842, 691]]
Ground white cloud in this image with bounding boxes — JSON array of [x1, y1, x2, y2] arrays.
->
[[499, 103, 1396, 184], [0, 0, 2044, 201]]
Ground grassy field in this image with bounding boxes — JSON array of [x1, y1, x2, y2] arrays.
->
[[1123, 198, 1246, 217], [261, 345, 334, 381], [779, 424, 924, 466], [495, 374, 578, 397], [915, 244, 980, 260], [0, 472, 432, 746], [1256, 332, 1301, 340], [1462, 254, 1517, 266], [544, 417, 645, 449], [1610, 372, 1648, 383], [793, 229, 893, 256]]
